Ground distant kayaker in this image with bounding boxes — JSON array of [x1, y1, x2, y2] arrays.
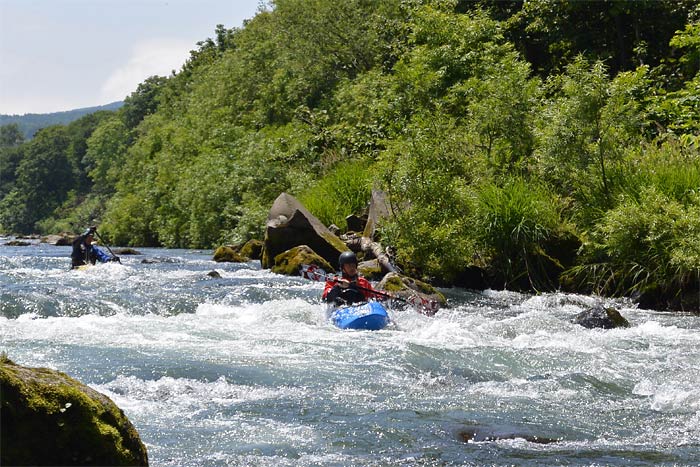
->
[[70, 226, 119, 268], [323, 251, 380, 306]]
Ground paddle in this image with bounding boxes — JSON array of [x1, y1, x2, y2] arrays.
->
[[93, 229, 121, 264], [299, 264, 440, 316]]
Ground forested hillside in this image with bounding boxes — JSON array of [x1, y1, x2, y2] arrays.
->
[[1, 0, 699, 309], [0, 101, 123, 140]]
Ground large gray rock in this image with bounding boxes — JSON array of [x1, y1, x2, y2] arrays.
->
[[363, 189, 392, 239], [262, 193, 347, 269], [0, 357, 148, 466], [41, 234, 74, 246]]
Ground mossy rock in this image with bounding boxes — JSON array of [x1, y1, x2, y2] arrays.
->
[[0, 358, 148, 466], [573, 305, 630, 329], [5, 240, 31, 246], [213, 246, 248, 263], [262, 192, 347, 269], [239, 239, 263, 260], [377, 272, 447, 307], [358, 259, 383, 281], [271, 245, 334, 277]]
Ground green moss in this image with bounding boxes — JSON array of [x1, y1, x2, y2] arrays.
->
[[382, 275, 406, 292], [213, 246, 248, 263], [358, 261, 383, 280], [378, 273, 447, 306], [271, 246, 334, 276], [1, 361, 148, 466], [320, 231, 348, 253], [605, 307, 631, 328], [239, 239, 263, 260]]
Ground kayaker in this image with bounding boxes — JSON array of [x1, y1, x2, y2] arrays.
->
[[323, 251, 380, 306], [70, 226, 119, 268]]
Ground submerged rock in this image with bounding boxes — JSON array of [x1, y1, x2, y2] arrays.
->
[[573, 304, 630, 329], [207, 270, 222, 279], [4, 240, 31, 246], [458, 427, 560, 444], [0, 357, 149, 466]]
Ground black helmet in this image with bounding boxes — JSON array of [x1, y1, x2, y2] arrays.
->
[[338, 251, 358, 267]]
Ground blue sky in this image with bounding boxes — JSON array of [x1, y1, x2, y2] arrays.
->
[[0, 0, 264, 115]]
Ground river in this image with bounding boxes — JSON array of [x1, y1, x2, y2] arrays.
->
[[1, 240, 699, 466]]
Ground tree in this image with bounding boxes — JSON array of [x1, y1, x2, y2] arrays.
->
[[0, 124, 24, 147], [121, 76, 168, 129], [0, 124, 26, 199], [0, 126, 72, 232], [533, 57, 648, 217]]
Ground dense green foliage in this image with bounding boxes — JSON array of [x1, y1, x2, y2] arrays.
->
[[1, 0, 698, 309]]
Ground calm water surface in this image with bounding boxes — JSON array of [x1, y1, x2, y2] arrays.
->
[[1, 240, 699, 466]]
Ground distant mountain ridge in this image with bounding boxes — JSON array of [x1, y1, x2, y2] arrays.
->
[[0, 101, 124, 139]]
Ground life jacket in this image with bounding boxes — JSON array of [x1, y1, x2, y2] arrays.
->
[[71, 236, 101, 266], [323, 275, 379, 305], [71, 235, 89, 267]]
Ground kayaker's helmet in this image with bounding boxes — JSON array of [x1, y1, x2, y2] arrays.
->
[[338, 251, 358, 268]]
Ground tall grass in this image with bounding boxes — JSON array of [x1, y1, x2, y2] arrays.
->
[[472, 176, 575, 290], [565, 139, 700, 303], [297, 159, 372, 230]]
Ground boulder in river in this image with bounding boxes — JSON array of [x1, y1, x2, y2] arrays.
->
[[262, 193, 347, 269], [457, 424, 560, 444], [377, 272, 447, 307], [271, 245, 334, 276], [573, 304, 630, 329], [239, 239, 263, 260], [213, 245, 248, 263], [41, 233, 74, 246], [115, 248, 142, 255], [0, 356, 148, 466], [4, 240, 32, 246]]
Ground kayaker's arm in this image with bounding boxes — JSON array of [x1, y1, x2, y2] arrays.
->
[[323, 281, 342, 303]]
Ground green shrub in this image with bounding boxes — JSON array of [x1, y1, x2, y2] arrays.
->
[[619, 138, 700, 204], [472, 176, 575, 290], [566, 186, 700, 298], [297, 159, 372, 229]]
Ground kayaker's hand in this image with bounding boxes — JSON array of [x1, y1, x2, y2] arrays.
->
[[337, 278, 351, 289]]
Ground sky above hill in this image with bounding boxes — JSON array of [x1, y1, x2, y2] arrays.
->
[[0, 0, 264, 115]]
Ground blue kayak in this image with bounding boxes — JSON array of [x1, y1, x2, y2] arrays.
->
[[329, 301, 390, 331]]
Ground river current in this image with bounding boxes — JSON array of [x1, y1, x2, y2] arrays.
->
[[1, 240, 699, 466]]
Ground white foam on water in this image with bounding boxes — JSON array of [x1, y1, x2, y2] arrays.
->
[[92, 374, 322, 456], [93, 374, 305, 416], [634, 379, 700, 414]]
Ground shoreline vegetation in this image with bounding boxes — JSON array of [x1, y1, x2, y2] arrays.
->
[[1, 1, 699, 311]]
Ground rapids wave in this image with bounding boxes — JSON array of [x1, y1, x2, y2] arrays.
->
[[2, 241, 699, 466]]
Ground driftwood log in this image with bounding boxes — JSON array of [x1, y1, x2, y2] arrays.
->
[[344, 234, 397, 274]]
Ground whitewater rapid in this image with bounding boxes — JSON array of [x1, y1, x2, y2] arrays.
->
[[2, 242, 699, 466]]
